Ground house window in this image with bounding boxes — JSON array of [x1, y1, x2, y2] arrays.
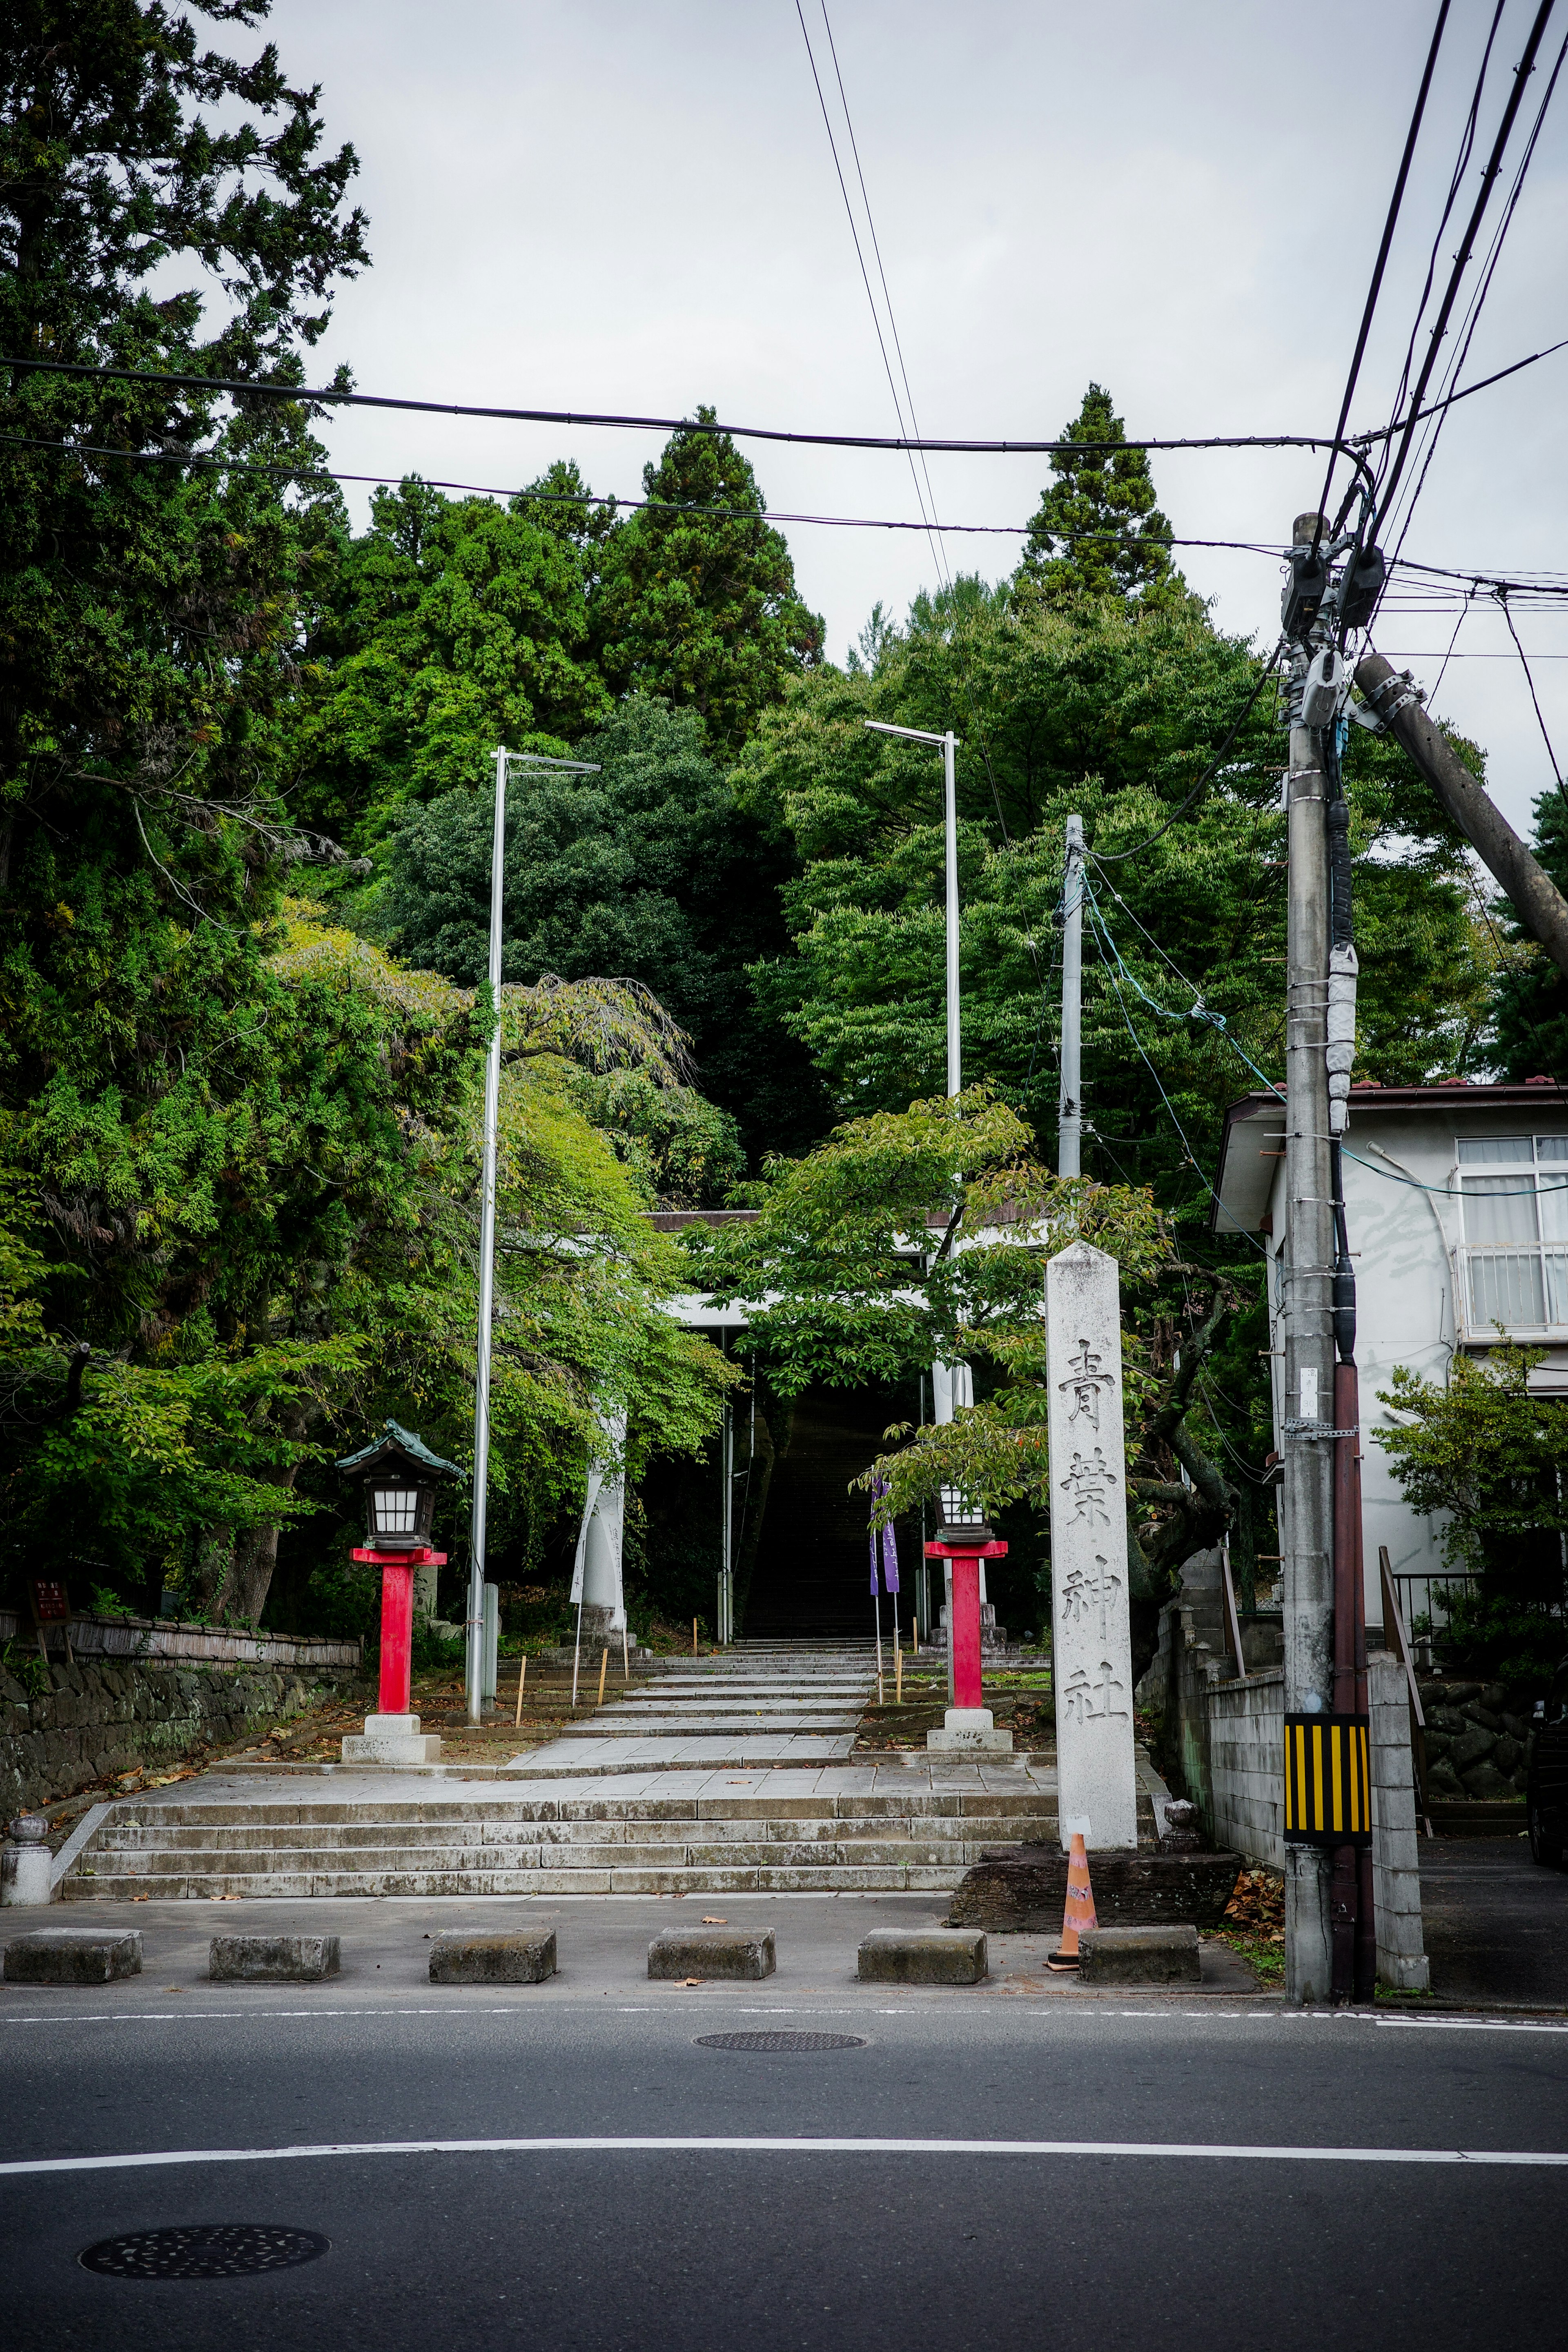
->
[[1457, 1135, 1568, 1330]]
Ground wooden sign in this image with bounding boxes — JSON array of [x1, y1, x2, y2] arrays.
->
[[29, 1578, 70, 1624]]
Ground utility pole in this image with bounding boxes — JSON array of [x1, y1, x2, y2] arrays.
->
[[1280, 513, 1336, 2002], [467, 746, 598, 1726], [1058, 814, 1084, 1177]]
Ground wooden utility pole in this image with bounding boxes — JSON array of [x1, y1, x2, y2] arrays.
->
[[1281, 512, 1336, 2005]]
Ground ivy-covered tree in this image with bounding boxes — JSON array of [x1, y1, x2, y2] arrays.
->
[[1015, 382, 1185, 609]]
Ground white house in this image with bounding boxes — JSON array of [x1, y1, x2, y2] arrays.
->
[[1212, 1080, 1568, 1628]]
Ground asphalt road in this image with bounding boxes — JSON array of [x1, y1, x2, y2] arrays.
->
[[2, 1894, 1566, 2352], [1422, 1838, 1568, 2005]]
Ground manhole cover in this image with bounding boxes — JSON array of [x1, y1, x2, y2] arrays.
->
[[80, 2224, 330, 2279], [696, 2030, 866, 2052]]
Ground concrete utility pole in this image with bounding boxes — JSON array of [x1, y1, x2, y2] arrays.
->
[[1355, 650, 1568, 982], [1058, 814, 1085, 1177], [1281, 514, 1336, 2004]]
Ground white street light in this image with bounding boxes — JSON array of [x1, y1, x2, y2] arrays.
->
[[466, 745, 599, 1726], [863, 721, 961, 1096]]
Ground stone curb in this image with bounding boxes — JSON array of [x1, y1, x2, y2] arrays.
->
[[648, 1925, 776, 1980], [429, 1929, 557, 1984]]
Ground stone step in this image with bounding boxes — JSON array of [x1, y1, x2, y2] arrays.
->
[[65, 1862, 963, 1900], [106, 1786, 1060, 1826], [94, 1810, 1054, 1853], [75, 1835, 1021, 1879]]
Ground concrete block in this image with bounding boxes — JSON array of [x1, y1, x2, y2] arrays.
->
[[857, 1928, 987, 1985], [4, 1927, 142, 1983], [429, 1929, 557, 1984], [648, 1924, 776, 1980], [341, 1713, 442, 1765], [1078, 1924, 1200, 1984], [927, 1708, 1014, 1754], [209, 1933, 341, 1982]]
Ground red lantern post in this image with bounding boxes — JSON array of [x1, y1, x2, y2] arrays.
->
[[335, 1420, 461, 1766], [925, 1486, 1011, 1753]]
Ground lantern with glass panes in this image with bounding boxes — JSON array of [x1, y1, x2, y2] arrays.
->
[[337, 1421, 459, 1553]]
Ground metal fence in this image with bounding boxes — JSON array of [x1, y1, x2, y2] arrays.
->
[[1391, 1571, 1477, 1635]]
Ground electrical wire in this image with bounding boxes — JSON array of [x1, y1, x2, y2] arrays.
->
[[1375, 0, 1561, 537], [1387, 1, 1506, 438], [0, 432, 1292, 544], [1311, 0, 1451, 556], [1350, 329, 1568, 445], [0, 355, 1379, 483], [1380, 24, 1568, 590], [793, 0, 944, 579], [1496, 586, 1568, 814], [816, 2, 950, 585]]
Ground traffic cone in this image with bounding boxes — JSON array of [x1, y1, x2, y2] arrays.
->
[[1047, 1830, 1097, 1971]]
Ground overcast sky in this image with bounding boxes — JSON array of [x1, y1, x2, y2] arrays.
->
[[261, 0, 1568, 836]]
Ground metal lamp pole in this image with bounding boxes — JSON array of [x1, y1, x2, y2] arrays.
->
[[466, 745, 599, 1726], [864, 722, 961, 1096]]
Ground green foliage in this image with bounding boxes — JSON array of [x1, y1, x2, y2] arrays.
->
[[736, 590, 1486, 1218], [1490, 789, 1568, 1079], [1377, 1345, 1568, 1681], [592, 410, 824, 756], [1016, 384, 1185, 609], [286, 477, 612, 849], [380, 697, 829, 1165]]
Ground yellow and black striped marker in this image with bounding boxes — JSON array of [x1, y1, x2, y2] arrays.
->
[[1283, 1713, 1372, 1847]]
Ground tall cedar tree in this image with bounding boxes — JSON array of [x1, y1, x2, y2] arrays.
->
[[592, 408, 824, 756], [1016, 382, 1184, 608], [1491, 788, 1568, 1078]]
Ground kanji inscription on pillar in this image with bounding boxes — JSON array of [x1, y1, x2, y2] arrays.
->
[[1047, 1240, 1138, 1849]]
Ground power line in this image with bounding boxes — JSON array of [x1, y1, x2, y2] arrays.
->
[[1495, 587, 1568, 813], [815, 2, 950, 586], [793, 0, 943, 578], [0, 430, 1296, 546], [1375, 0, 1561, 534], [1386, 1, 1506, 437], [1350, 328, 1568, 444], [0, 355, 1379, 482], [1381, 24, 1568, 584], [1311, 0, 1451, 555]]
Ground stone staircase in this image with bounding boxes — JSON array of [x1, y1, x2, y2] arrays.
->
[[56, 1641, 1067, 1900], [59, 1777, 1061, 1900]]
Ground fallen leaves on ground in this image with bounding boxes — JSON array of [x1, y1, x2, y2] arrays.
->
[[1223, 1869, 1285, 1940], [701, 1917, 728, 1925]]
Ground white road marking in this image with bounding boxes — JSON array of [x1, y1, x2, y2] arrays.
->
[[2, 2134, 1565, 2178]]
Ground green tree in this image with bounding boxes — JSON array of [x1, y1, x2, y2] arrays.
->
[[286, 477, 612, 850], [592, 408, 824, 755], [736, 587, 1487, 1212], [688, 1088, 1250, 1677], [1016, 383, 1184, 608], [1377, 1346, 1568, 1682], [380, 696, 831, 1167], [1490, 788, 1568, 1078]]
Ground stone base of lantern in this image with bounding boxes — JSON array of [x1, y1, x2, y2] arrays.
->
[[927, 1706, 1013, 1755], [341, 1713, 443, 1764]]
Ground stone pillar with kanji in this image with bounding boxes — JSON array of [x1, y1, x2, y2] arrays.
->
[[1046, 1240, 1138, 1849]]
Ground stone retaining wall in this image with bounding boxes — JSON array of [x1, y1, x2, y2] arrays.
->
[[0, 1658, 366, 1817], [1417, 1677, 1533, 1802]]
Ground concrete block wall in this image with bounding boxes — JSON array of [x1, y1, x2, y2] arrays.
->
[[1209, 1668, 1286, 1869], [1149, 1592, 1429, 1989], [1370, 1650, 1431, 1991], [0, 1658, 365, 1817]]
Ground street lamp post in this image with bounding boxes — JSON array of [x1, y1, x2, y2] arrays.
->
[[863, 722, 961, 1096], [467, 745, 599, 1726]]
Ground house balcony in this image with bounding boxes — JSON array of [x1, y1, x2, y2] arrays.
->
[[1453, 1245, 1568, 1343]]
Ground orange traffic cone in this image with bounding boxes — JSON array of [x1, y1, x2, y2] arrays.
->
[[1047, 1830, 1097, 1971]]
